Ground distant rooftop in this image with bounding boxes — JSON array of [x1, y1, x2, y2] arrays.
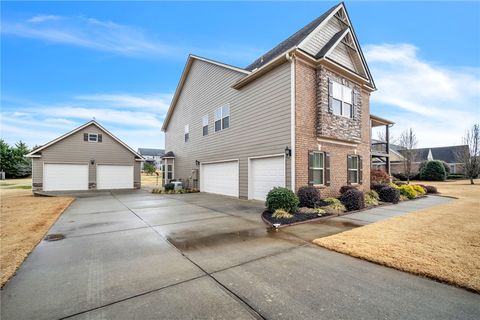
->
[[137, 148, 165, 157]]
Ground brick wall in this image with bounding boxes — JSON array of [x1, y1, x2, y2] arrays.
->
[[295, 58, 371, 198]]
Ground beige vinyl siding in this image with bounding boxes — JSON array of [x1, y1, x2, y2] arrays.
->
[[328, 42, 356, 71], [165, 59, 291, 198], [32, 124, 140, 187], [300, 16, 344, 56]]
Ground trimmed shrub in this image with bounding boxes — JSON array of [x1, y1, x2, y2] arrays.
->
[[340, 189, 365, 211], [265, 187, 299, 213], [297, 186, 321, 208], [340, 185, 357, 194], [389, 183, 400, 189], [323, 198, 346, 212], [272, 209, 293, 219], [447, 173, 465, 180], [412, 184, 426, 195], [365, 190, 380, 206], [420, 160, 447, 181], [164, 183, 175, 191], [419, 160, 450, 175], [371, 183, 388, 192], [378, 186, 400, 203], [370, 169, 391, 184], [398, 185, 417, 199], [421, 185, 438, 194]]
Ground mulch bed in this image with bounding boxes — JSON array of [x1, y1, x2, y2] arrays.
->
[[262, 210, 333, 226]]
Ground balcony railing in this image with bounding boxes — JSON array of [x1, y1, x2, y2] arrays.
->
[[371, 141, 388, 155]]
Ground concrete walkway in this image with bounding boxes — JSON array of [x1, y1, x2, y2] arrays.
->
[[1, 192, 478, 320]]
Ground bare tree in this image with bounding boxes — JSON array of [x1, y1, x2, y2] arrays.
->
[[457, 124, 480, 184], [398, 128, 418, 184]]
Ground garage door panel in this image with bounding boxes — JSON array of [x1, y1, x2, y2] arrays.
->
[[250, 156, 285, 201], [97, 165, 134, 189], [44, 164, 89, 191], [201, 161, 239, 197]]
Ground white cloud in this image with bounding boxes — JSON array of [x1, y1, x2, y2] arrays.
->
[[74, 93, 172, 110], [27, 15, 62, 23], [365, 43, 480, 147]]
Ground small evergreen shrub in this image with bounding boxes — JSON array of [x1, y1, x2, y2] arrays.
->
[[419, 160, 450, 175], [420, 160, 447, 181], [340, 185, 357, 194], [272, 209, 293, 219], [371, 183, 389, 192], [378, 186, 400, 203], [323, 198, 346, 212], [412, 184, 426, 195], [398, 185, 417, 199], [447, 173, 465, 180], [340, 189, 365, 211], [164, 183, 175, 191], [265, 187, 299, 213], [297, 186, 321, 208]]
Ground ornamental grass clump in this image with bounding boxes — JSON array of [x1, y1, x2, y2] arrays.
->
[[364, 190, 380, 206], [272, 209, 293, 219], [323, 198, 347, 212], [340, 189, 365, 211], [265, 187, 299, 213]]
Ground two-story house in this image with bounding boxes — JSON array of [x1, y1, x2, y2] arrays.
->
[[138, 148, 165, 170], [162, 2, 384, 200]]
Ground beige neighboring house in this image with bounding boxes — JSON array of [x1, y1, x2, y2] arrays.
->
[[161, 2, 391, 199], [26, 120, 144, 192]]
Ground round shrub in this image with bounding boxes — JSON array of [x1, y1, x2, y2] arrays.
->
[[422, 185, 438, 194], [378, 186, 400, 203], [340, 189, 365, 211], [297, 186, 321, 208], [265, 187, 299, 213], [419, 160, 450, 175], [340, 185, 357, 194], [164, 183, 175, 191], [420, 160, 446, 181], [412, 184, 426, 195], [398, 185, 417, 199], [371, 183, 388, 192]]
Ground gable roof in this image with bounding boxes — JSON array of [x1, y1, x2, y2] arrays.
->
[[138, 148, 165, 157], [245, 2, 340, 71], [26, 120, 144, 160], [396, 145, 469, 163]]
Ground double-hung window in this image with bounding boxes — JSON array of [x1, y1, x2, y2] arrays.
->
[[88, 133, 98, 142], [347, 155, 359, 184], [331, 81, 353, 118], [309, 152, 325, 185], [184, 124, 189, 142], [202, 115, 208, 136], [214, 104, 230, 132]]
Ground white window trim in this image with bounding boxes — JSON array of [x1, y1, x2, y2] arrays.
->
[[331, 80, 353, 119], [312, 151, 325, 186], [214, 104, 230, 132], [88, 133, 98, 142], [348, 155, 359, 184]]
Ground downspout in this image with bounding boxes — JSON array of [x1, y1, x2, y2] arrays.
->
[[286, 52, 296, 191]]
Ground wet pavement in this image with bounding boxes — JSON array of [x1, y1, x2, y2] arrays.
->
[[2, 191, 479, 320]]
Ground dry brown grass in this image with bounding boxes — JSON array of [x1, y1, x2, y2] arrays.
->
[[0, 183, 74, 287], [141, 173, 162, 186], [313, 179, 480, 292]]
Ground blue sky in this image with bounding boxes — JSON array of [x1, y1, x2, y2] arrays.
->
[[1, 1, 479, 150]]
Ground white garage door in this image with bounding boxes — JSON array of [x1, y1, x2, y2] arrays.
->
[[250, 156, 285, 200], [201, 161, 239, 197], [44, 163, 89, 191], [97, 165, 134, 189]]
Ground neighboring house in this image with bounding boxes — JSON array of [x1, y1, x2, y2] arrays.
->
[[138, 148, 165, 169], [26, 120, 144, 192], [390, 145, 468, 175], [161, 2, 389, 200]]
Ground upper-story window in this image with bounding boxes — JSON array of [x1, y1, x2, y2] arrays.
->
[[330, 81, 353, 118], [202, 115, 208, 136], [214, 104, 230, 132], [84, 133, 102, 142], [184, 124, 189, 142]]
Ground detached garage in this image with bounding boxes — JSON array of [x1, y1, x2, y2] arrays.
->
[[26, 120, 144, 192]]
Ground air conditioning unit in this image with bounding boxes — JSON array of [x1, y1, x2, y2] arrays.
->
[[172, 181, 183, 190]]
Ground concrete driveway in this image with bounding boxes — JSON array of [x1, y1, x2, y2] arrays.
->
[[2, 191, 479, 319]]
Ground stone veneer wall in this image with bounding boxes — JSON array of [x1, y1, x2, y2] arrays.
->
[[295, 59, 371, 198]]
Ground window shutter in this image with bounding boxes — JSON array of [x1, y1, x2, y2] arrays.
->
[[359, 155, 363, 184], [346, 155, 351, 185], [83, 133, 88, 141], [325, 152, 331, 186], [328, 79, 333, 113], [308, 151, 314, 186], [98, 134, 102, 143]]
